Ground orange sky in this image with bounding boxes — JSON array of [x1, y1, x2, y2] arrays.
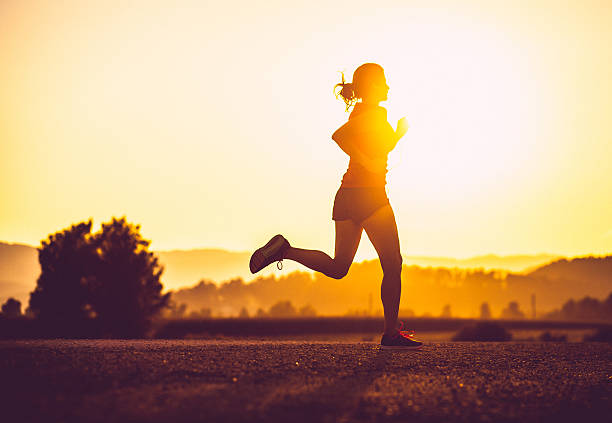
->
[[1, 0, 611, 262]]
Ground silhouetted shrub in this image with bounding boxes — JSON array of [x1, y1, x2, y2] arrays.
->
[[440, 304, 451, 318], [188, 308, 212, 318], [500, 301, 525, 320], [298, 304, 317, 317], [1, 298, 22, 318], [479, 302, 491, 319], [452, 322, 512, 341], [583, 327, 612, 343], [268, 300, 297, 318], [28, 217, 169, 337], [163, 301, 187, 319], [538, 331, 567, 342]]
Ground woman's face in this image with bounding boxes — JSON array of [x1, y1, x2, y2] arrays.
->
[[362, 77, 389, 102], [375, 79, 389, 101]]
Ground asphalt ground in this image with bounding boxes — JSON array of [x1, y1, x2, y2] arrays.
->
[[1, 340, 610, 423]]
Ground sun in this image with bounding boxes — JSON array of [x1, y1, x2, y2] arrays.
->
[[375, 21, 546, 205]]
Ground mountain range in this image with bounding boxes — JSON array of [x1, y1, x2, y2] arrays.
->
[[171, 255, 612, 318], [0, 240, 580, 307]]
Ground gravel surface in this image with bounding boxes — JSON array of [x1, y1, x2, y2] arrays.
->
[[1, 340, 610, 422]]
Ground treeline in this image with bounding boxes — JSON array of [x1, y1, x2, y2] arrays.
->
[[544, 293, 612, 322], [169, 256, 612, 319], [4, 215, 611, 341]]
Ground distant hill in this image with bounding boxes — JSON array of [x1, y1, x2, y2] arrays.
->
[[157, 251, 562, 288], [526, 255, 612, 300], [402, 254, 560, 272], [2, 241, 558, 295], [155, 249, 253, 290], [171, 255, 612, 318], [1, 240, 608, 315], [0, 242, 39, 306], [157, 251, 563, 290], [0, 242, 298, 302]]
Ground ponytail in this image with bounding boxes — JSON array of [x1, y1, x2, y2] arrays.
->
[[334, 71, 358, 112]]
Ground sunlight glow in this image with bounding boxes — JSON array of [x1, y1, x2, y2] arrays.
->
[[1, 0, 611, 270]]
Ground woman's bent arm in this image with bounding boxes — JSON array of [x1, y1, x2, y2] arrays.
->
[[332, 125, 386, 173]]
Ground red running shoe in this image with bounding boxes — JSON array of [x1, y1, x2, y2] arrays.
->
[[249, 234, 291, 273], [380, 325, 423, 350]]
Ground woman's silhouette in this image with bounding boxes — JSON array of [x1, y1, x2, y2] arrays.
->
[[250, 63, 422, 349]]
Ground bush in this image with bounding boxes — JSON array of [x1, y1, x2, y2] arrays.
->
[[538, 331, 567, 342], [1, 298, 22, 318], [268, 300, 297, 318], [28, 217, 169, 338], [500, 301, 525, 320], [452, 321, 512, 341], [583, 327, 612, 343]]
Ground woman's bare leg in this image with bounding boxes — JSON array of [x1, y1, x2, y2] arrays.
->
[[283, 219, 362, 279], [361, 205, 403, 336]]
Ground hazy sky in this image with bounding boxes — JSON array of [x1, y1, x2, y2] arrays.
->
[[1, 0, 611, 261]]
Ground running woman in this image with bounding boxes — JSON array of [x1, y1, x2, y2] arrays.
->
[[249, 63, 422, 350]]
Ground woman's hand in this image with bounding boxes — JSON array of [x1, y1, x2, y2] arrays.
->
[[396, 117, 409, 140]]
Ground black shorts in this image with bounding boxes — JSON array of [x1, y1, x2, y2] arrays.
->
[[332, 186, 390, 225]]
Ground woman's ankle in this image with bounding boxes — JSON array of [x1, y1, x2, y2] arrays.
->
[[383, 328, 399, 337], [283, 246, 295, 259]]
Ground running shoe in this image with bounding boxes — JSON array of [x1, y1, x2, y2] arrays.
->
[[249, 234, 291, 274], [380, 329, 423, 350]]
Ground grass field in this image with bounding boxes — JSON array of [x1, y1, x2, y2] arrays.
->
[[1, 339, 610, 422]]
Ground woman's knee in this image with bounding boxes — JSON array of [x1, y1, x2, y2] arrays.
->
[[381, 252, 403, 277], [327, 260, 351, 279]]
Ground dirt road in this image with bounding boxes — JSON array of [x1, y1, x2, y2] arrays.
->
[[1, 340, 610, 422]]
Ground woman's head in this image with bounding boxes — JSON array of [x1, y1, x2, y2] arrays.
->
[[335, 63, 389, 111]]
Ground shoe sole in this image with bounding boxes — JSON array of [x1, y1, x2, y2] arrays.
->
[[249, 235, 286, 273], [380, 344, 423, 350]]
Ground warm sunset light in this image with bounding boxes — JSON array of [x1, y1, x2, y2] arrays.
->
[[2, 0, 611, 262], [2, 3, 611, 422]]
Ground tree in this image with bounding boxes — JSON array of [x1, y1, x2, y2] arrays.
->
[[1, 298, 22, 318], [440, 304, 452, 318], [560, 296, 601, 321], [268, 300, 297, 317], [480, 302, 492, 319], [238, 307, 250, 318], [545, 292, 612, 322], [29, 221, 97, 331], [164, 301, 187, 319], [28, 217, 170, 337], [90, 217, 169, 337], [298, 304, 317, 317], [500, 301, 525, 320]]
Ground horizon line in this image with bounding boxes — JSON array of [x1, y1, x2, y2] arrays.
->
[[2, 240, 611, 261]]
